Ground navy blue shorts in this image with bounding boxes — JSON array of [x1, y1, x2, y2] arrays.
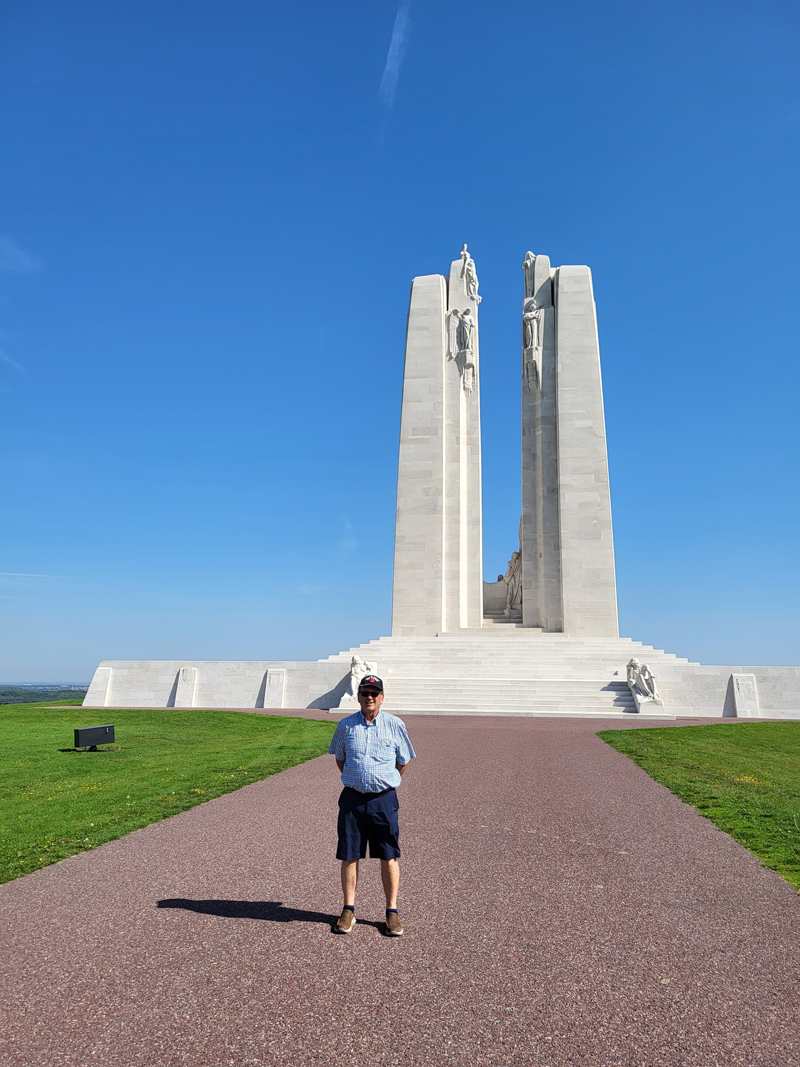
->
[[336, 786, 401, 861]]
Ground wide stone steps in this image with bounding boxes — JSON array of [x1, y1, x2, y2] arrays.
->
[[381, 707, 661, 718], [330, 649, 686, 661], [322, 644, 691, 661], [378, 684, 660, 716], [384, 680, 633, 699], [323, 636, 692, 665], [324, 653, 690, 668], [321, 632, 690, 715]]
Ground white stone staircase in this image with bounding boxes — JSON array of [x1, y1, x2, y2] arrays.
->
[[320, 630, 694, 717], [481, 609, 523, 628]]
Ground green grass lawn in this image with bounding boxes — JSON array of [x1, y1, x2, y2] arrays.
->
[[0, 702, 335, 885], [599, 721, 800, 890]]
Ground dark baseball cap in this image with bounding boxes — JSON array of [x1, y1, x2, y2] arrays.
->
[[358, 675, 383, 693]]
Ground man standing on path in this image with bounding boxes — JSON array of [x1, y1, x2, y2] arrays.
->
[[328, 674, 416, 936]]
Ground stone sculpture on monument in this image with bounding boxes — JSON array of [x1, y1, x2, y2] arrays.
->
[[522, 250, 536, 298], [503, 551, 522, 617], [446, 307, 477, 391], [627, 658, 666, 714], [522, 297, 543, 392], [460, 243, 481, 303], [335, 655, 377, 710]]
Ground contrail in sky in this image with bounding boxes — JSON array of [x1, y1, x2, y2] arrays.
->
[[379, 0, 411, 108], [0, 236, 40, 273], [0, 350, 24, 373], [0, 572, 65, 578]]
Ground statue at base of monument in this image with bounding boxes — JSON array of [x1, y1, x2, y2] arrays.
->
[[626, 658, 665, 713], [503, 550, 522, 616], [335, 655, 377, 709]]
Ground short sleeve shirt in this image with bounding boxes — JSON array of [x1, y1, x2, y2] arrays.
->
[[328, 710, 416, 793]]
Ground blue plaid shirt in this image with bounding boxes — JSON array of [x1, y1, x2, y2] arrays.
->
[[328, 710, 416, 793]]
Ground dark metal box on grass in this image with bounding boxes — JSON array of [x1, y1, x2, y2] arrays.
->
[[74, 724, 115, 750]]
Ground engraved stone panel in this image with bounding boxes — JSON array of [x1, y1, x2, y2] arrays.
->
[[264, 668, 286, 709], [731, 673, 760, 717], [174, 666, 198, 708]]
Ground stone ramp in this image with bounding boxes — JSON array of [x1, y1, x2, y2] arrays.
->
[[1, 715, 798, 1066]]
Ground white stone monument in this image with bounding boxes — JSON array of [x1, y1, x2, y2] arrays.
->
[[83, 245, 800, 720]]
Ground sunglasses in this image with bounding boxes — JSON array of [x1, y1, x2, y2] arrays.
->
[[359, 689, 381, 698]]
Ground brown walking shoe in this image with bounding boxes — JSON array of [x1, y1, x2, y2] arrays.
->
[[334, 908, 356, 934], [385, 910, 404, 936]]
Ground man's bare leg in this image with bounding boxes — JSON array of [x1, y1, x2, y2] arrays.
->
[[341, 860, 359, 906], [380, 858, 399, 910]]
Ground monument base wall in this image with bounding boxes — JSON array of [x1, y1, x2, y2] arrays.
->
[[84, 661, 350, 711], [83, 634, 800, 719]]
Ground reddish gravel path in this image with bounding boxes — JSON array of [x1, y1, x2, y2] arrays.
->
[[1, 715, 798, 1067]]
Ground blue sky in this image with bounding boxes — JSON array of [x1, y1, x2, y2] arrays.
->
[[1, 0, 798, 682]]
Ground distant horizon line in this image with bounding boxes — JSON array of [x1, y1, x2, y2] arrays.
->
[[1, 683, 89, 688]]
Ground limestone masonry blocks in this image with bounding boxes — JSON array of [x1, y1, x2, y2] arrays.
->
[[391, 274, 447, 637], [553, 265, 618, 638], [391, 249, 483, 638]]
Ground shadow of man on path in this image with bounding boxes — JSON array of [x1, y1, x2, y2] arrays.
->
[[157, 898, 384, 931]]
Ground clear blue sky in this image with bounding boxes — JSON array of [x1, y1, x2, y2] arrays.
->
[[1, 0, 798, 682]]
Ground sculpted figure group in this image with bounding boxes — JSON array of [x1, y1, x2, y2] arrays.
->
[[447, 307, 477, 393], [521, 251, 552, 393]]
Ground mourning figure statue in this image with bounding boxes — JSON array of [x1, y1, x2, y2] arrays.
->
[[626, 658, 660, 702], [503, 551, 522, 616], [338, 655, 377, 708]]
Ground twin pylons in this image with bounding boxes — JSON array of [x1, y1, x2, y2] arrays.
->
[[391, 247, 618, 639]]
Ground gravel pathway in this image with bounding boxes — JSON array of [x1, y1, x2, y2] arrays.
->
[[1, 715, 798, 1066]]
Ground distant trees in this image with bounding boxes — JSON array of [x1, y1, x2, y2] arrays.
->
[[0, 686, 88, 705]]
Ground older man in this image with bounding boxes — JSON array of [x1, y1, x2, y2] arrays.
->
[[328, 674, 416, 936]]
